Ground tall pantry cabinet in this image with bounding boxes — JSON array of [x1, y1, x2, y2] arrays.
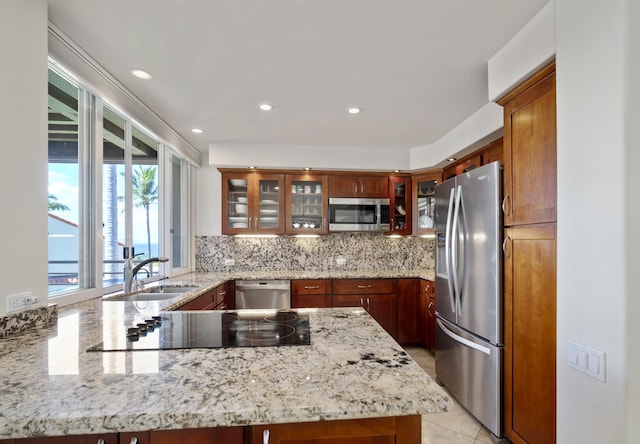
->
[[498, 60, 557, 444]]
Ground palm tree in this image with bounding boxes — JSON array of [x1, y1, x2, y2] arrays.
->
[[48, 194, 69, 211], [131, 166, 158, 258]]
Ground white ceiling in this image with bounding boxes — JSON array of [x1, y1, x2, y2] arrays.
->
[[47, 0, 548, 154]]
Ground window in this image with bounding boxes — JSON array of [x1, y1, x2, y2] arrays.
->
[[47, 61, 190, 301], [170, 153, 190, 271], [47, 68, 84, 294]]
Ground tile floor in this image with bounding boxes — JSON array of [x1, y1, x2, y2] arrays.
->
[[404, 346, 495, 444]]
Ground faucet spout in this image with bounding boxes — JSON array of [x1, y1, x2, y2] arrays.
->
[[123, 256, 169, 294]]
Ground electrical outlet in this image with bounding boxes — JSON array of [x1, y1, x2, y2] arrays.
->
[[6, 292, 39, 312], [224, 258, 235, 266], [336, 257, 346, 266]]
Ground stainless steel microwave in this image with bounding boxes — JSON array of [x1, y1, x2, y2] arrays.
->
[[328, 198, 391, 232]]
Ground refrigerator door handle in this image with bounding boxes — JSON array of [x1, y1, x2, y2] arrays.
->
[[451, 185, 463, 315], [445, 187, 456, 313], [436, 319, 491, 355]]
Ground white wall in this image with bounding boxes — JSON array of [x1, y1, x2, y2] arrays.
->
[[626, 0, 640, 437], [195, 165, 222, 236], [487, 1, 556, 102], [556, 0, 635, 442], [0, 0, 48, 316]]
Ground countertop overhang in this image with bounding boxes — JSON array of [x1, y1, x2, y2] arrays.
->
[[0, 271, 448, 439]]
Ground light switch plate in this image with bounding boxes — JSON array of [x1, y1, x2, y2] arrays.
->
[[567, 340, 606, 382]]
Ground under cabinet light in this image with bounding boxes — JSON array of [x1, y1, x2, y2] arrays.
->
[[447, 157, 457, 162]]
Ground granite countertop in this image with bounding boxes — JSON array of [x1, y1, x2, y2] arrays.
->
[[0, 271, 448, 439]]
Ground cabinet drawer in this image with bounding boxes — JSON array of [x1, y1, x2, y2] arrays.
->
[[292, 279, 330, 295], [332, 279, 396, 294]]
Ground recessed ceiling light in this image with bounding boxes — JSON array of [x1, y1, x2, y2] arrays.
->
[[447, 157, 457, 162], [191, 128, 203, 134], [130, 68, 152, 80], [347, 107, 362, 114], [258, 103, 274, 111]]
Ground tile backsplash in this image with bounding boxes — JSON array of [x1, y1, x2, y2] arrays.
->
[[196, 233, 435, 273]]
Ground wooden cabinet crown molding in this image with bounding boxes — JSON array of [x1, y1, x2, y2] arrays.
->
[[495, 58, 556, 106]]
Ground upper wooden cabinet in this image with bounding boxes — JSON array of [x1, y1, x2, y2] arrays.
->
[[442, 138, 504, 181], [221, 172, 285, 235], [498, 65, 556, 226], [411, 172, 441, 236], [285, 174, 328, 235], [328, 175, 389, 198], [443, 154, 481, 180], [388, 176, 412, 235]]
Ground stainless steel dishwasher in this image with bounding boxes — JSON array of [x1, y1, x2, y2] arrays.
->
[[235, 280, 291, 309]]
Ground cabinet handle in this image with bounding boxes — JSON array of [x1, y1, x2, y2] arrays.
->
[[367, 297, 371, 312], [97, 440, 105, 444], [357, 285, 372, 289], [304, 285, 320, 289], [220, 291, 226, 296], [502, 194, 511, 216], [503, 235, 512, 258], [360, 183, 364, 194], [424, 284, 431, 293], [263, 429, 270, 444], [360, 297, 364, 307], [427, 301, 434, 317], [130, 438, 138, 444]]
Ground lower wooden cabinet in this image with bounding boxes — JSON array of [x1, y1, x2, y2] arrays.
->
[[396, 279, 421, 344], [291, 279, 332, 308], [331, 279, 398, 338], [503, 224, 556, 444], [175, 281, 234, 311], [250, 415, 420, 444], [419, 280, 436, 352]]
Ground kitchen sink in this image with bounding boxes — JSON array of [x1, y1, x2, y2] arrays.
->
[[146, 285, 198, 294], [108, 293, 184, 302]]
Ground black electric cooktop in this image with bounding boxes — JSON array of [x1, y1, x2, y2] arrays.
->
[[88, 309, 310, 352]]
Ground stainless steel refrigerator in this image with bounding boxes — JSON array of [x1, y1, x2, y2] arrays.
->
[[434, 161, 503, 439]]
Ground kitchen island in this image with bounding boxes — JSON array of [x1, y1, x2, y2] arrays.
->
[[0, 272, 449, 441]]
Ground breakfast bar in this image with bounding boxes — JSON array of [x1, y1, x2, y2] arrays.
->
[[0, 276, 450, 441]]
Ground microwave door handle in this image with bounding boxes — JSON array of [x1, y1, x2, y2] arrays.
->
[[445, 187, 456, 314]]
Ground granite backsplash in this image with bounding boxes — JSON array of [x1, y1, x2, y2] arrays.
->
[[196, 233, 435, 274]]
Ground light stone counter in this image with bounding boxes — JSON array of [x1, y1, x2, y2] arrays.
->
[[0, 271, 448, 439]]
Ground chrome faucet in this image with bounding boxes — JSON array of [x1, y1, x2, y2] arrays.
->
[[123, 254, 169, 294]]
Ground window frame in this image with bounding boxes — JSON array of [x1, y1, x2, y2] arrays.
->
[[47, 60, 192, 306]]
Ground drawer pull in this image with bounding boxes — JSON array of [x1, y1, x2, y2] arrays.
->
[[357, 285, 372, 289], [304, 285, 320, 289], [263, 429, 270, 444], [130, 438, 138, 444]]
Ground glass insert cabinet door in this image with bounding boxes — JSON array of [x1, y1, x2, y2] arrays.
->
[[389, 177, 411, 235], [285, 175, 328, 234], [222, 173, 285, 234], [413, 173, 440, 235]]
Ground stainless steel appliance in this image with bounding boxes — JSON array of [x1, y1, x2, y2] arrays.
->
[[235, 280, 291, 309], [88, 309, 310, 351], [434, 161, 504, 439], [328, 197, 390, 232]]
